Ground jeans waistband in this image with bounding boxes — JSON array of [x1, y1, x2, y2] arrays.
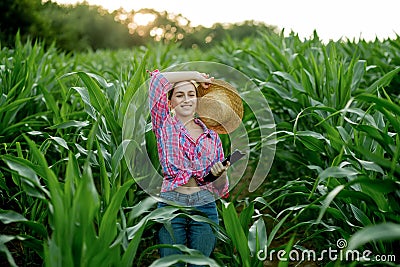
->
[[159, 190, 215, 207]]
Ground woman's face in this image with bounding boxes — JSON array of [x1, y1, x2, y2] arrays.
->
[[169, 82, 197, 119]]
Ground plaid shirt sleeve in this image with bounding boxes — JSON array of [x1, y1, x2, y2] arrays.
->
[[148, 69, 173, 136]]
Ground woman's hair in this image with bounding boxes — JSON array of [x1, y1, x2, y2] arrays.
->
[[168, 81, 198, 100]]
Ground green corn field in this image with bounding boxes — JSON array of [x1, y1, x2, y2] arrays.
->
[[1, 31, 399, 267]]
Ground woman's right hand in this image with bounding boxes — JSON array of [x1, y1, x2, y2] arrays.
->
[[198, 72, 214, 89]]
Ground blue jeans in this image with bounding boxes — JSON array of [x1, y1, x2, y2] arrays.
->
[[158, 190, 219, 267]]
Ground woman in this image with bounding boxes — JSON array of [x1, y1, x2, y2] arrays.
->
[[148, 69, 230, 263]]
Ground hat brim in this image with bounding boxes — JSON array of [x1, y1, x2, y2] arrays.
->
[[196, 80, 244, 134]]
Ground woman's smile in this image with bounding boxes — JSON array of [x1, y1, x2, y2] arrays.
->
[[180, 103, 193, 108]]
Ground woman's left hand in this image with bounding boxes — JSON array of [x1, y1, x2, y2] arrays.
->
[[210, 161, 229, 177]]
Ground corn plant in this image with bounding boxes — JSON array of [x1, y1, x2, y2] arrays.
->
[[0, 35, 76, 266], [204, 31, 400, 266], [2, 31, 400, 266]]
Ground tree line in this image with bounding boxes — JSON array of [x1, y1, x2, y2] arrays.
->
[[0, 0, 278, 52]]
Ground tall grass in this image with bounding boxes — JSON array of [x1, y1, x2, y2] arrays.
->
[[213, 31, 400, 266], [0, 37, 219, 266], [1, 31, 399, 266]]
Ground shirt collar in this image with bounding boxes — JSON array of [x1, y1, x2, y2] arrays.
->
[[170, 116, 211, 136], [194, 118, 211, 135], [170, 115, 184, 132]]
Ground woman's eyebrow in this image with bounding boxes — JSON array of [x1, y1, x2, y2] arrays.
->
[[174, 89, 196, 94]]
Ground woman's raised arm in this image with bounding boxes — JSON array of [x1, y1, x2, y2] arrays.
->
[[161, 71, 213, 84]]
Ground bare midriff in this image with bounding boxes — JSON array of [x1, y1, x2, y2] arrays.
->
[[174, 177, 201, 194]]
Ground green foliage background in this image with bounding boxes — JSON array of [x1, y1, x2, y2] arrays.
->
[[0, 1, 399, 267], [0, 0, 277, 51]]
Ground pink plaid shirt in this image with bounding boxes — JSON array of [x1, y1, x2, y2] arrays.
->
[[148, 70, 229, 197]]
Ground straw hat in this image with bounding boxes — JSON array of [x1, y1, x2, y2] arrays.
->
[[196, 80, 243, 134]]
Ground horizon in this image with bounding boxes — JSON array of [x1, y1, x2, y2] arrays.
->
[[53, 0, 400, 42]]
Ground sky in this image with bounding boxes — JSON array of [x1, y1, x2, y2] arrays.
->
[[54, 0, 399, 42]]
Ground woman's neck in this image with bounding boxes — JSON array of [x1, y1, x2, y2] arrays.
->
[[177, 115, 197, 130]]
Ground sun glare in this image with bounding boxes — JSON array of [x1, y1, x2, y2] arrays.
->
[[133, 13, 156, 26]]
